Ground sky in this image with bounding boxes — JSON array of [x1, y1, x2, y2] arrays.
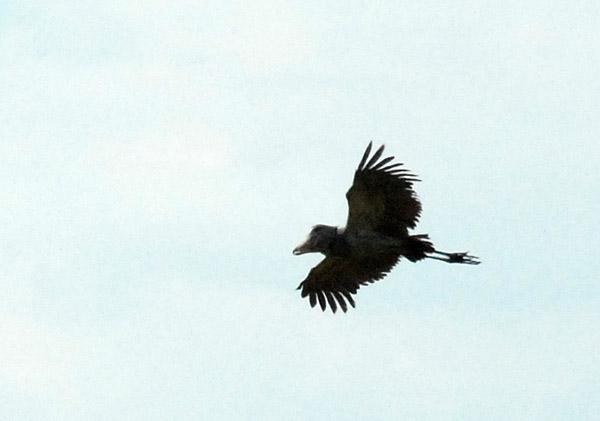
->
[[1, 0, 599, 419]]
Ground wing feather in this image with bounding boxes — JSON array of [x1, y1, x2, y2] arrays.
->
[[296, 254, 399, 313], [371, 156, 395, 170], [332, 291, 347, 313], [340, 289, 355, 308], [325, 292, 337, 313], [346, 143, 422, 236], [357, 141, 372, 170], [364, 144, 385, 169], [317, 291, 327, 311]]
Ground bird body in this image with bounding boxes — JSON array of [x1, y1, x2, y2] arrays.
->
[[294, 142, 479, 313]]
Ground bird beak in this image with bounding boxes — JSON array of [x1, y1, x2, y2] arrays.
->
[[293, 240, 310, 255]]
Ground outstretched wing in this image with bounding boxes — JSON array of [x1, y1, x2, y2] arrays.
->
[[296, 253, 399, 313], [346, 142, 422, 237]]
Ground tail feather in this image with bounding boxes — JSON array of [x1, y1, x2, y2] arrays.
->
[[404, 234, 435, 262]]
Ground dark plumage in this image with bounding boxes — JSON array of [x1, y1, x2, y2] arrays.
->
[[294, 142, 479, 313]]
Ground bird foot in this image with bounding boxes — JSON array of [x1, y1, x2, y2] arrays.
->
[[428, 251, 480, 265]]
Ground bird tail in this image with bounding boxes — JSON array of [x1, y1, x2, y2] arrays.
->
[[404, 234, 435, 262]]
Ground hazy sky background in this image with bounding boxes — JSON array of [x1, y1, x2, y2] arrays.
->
[[2, 1, 599, 419]]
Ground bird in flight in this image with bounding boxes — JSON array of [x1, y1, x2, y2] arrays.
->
[[293, 142, 480, 313]]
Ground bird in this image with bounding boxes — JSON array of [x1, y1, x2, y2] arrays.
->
[[293, 141, 480, 313]]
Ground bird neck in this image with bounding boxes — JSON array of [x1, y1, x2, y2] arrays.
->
[[329, 228, 350, 257]]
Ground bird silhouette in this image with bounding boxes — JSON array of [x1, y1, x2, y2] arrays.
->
[[294, 142, 480, 313]]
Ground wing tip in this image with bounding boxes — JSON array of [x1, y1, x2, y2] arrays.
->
[[299, 286, 357, 314], [357, 141, 373, 170], [364, 144, 385, 169]]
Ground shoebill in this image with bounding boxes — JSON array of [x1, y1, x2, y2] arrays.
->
[[293, 142, 480, 313]]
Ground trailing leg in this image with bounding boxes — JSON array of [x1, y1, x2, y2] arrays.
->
[[427, 250, 480, 265]]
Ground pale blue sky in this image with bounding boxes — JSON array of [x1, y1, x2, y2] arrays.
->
[[1, 1, 599, 420]]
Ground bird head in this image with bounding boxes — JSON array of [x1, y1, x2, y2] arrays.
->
[[293, 225, 338, 255]]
